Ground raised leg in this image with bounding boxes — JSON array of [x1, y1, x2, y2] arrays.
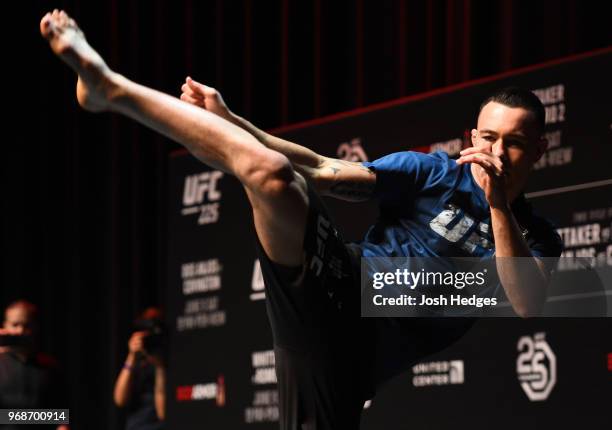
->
[[40, 9, 308, 266]]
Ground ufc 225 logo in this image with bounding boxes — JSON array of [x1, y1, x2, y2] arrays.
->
[[516, 332, 557, 401], [182, 171, 224, 225], [429, 204, 493, 254]]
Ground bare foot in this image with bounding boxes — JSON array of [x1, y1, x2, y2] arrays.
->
[[40, 9, 115, 112]]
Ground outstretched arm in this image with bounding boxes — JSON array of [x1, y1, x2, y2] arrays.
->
[[180, 77, 376, 201]]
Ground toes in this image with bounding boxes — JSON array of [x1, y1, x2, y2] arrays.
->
[[39, 13, 52, 37], [44, 9, 77, 35], [55, 10, 79, 31], [59, 10, 67, 26], [41, 11, 62, 37], [49, 9, 60, 27], [40, 9, 72, 39], [60, 10, 72, 27]]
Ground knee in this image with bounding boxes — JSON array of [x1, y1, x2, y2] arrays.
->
[[237, 150, 296, 197]]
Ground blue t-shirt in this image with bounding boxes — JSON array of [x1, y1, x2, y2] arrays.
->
[[360, 151, 563, 262]]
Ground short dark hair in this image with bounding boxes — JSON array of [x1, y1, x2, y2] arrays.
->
[[479, 86, 546, 133], [4, 300, 39, 322]]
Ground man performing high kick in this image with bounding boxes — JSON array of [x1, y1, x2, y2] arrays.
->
[[41, 10, 562, 429]]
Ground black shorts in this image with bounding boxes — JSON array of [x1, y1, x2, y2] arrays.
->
[[255, 184, 476, 430]]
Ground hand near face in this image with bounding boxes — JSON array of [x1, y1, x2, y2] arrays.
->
[[128, 331, 147, 354], [457, 145, 510, 210]]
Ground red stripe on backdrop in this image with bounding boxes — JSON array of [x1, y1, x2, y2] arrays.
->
[[170, 46, 612, 158], [267, 46, 612, 135]]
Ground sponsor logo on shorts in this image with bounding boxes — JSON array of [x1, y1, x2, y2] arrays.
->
[[310, 215, 332, 277]]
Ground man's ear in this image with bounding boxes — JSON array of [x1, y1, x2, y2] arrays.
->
[[534, 136, 548, 162], [470, 128, 478, 146]]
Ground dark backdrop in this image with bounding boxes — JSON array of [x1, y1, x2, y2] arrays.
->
[[2, 1, 610, 428]]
